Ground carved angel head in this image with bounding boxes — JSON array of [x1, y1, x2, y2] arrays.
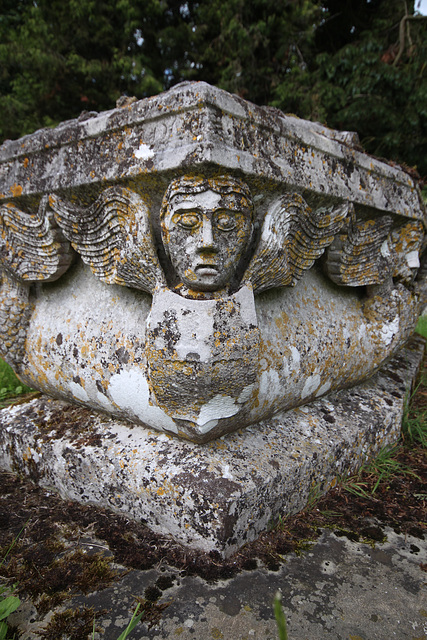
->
[[160, 176, 254, 296]]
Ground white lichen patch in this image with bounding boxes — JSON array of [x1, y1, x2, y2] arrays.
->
[[258, 368, 281, 407], [380, 239, 391, 257], [83, 113, 110, 138], [290, 346, 301, 371], [380, 317, 400, 346], [134, 143, 154, 160], [358, 323, 367, 340], [301, 374, 322, 400], [237, 384, 255, 404], [406, 250, 420, 268], [197, 395, 239, 426], [197, 419, 218, 434], [96, 391, 115, 411], [315, 381, 331, 398], [221, 464, 233, 480], [108, 369, 178, 433], [69, 381, 90, 403], [235, 284, 258, 326]]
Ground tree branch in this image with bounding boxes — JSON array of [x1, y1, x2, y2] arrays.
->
[[393, 14, 427, 67]]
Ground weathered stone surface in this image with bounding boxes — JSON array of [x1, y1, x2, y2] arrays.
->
[[244, 193, 349, 291], [325, 213, 394, 286], [0, 81, 426, 441], [0, 335, 423, 555]]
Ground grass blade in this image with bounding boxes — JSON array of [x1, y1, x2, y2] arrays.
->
[[116, 604, 144, 640], [0, 596, 21, 621], [274, 591, 288, 640]]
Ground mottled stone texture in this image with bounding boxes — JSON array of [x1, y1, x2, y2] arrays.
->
[[0, 81, 426, 443], [0, 336, 424, 555]]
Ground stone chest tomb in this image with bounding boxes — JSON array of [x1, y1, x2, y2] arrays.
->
[[0, 82, 425, 552]]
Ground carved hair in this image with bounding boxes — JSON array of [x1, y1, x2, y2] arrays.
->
[[160, 175, 254, 220]]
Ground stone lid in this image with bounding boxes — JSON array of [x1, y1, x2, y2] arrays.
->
[[0, 81, 424, 220]]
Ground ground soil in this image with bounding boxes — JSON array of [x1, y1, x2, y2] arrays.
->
[[0, 362, 426, 636]]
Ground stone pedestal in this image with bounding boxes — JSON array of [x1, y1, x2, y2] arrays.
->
[[0, 335, 423, 555]]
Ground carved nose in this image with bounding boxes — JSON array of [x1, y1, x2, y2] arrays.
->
[[198, 217, 216, 250]]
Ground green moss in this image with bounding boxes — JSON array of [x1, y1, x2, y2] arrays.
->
[[34, 606, 97, 640], [293, 540, 314, 557]]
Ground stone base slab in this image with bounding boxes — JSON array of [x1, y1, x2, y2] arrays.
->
[[0, 335, 424, 556]]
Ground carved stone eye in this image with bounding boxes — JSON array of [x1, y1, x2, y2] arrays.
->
[[174, 212, 201, 229], [215, 211, 237, 231]]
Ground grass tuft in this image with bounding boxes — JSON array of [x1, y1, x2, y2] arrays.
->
[[340, 444, 421, 499], [402, 378, 427, 447], [415, 315, 427, 339], [0, 358, 34, 405]]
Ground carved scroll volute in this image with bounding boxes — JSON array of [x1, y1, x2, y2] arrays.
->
[[324, 212, 393, 286], [50, 187, 165, 294], [244, 193, 349, 293], [0, 197, 74, 367]]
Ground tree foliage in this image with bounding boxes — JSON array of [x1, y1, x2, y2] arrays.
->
[[0, 0, 165, 137], [273, 0, 427, 176], [189, 0, 322, 105], [0, 0, 426, 178]]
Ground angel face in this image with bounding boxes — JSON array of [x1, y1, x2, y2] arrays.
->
[[161, 177, 253, 294]]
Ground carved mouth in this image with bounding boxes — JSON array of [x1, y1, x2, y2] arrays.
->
[[195, 264, 219, 275]]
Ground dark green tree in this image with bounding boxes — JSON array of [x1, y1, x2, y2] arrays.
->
[[273, 0, 427, 178], [190, 0, 321, 106], [0, 0, 167, 140]]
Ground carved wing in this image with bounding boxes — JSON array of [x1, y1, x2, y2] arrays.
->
[[325, 213, 393, 286], [244, 193, 349, 293], [50, 186, 165, 294], [0, 198, 73, 367], [0, 271, 31, 367], [0, 197, 73, 281]]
